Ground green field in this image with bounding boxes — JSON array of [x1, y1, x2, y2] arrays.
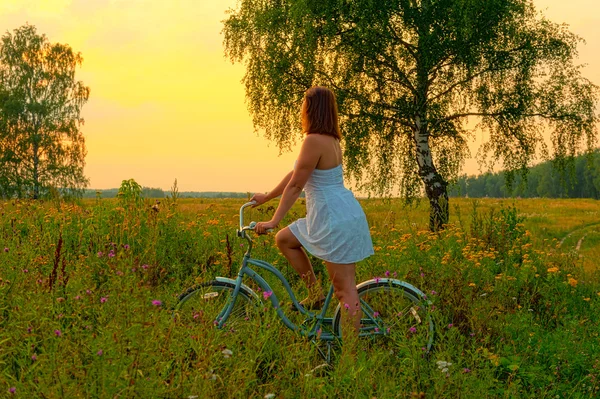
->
[[1, 197, 599, 398]]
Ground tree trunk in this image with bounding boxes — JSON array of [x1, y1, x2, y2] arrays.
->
[[414, 116, 449, 231], [32, 140, 39, 199]]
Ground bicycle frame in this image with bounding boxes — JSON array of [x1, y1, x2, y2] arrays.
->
[[215, 201, 341, 341]]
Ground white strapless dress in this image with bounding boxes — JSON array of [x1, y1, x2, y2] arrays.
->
[[289, 164, 374, 264]]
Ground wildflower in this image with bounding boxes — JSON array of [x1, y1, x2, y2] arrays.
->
[[568, 277, 578, 287], [124, 244, 130, 250], [547, 267, 559, 273], [108, 251, 115, 258], [31, 354, 37, 361], [22, 269, 28, 273], [384, 270, 390, 277], [583, 297, 590, 302], [374, 327, 379, 333], [152, 299, 162, 307], [265, 394, 276, 399], [9, 387, 16, 394], [4, 248, 8, 253], [100, 297, 108, 303], [27, 326, 32, 333], [409, 326, 417, 334], [131, 267, 137, 272], [222, 348, 233, 358], [116, 270, 123, 276], [97, 251, 103, 257], [373, 311, 380, 318], [344, 303, 350, 310], [54, 329, 62, 337], [374, 276, 381, 283], [462, 368, 471, 373], [97, 350, 103, 356], [263, 291, 273, 300], [431, 290, 438, 295], [142, 264, 149, 270], [448, 323, 453, 329], [86, 289, 92, 295]]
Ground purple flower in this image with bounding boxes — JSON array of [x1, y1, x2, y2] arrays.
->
[[97, 251, 103, 257], [344, 303, 350, 310], [373, 311, 380, 318], [462, 368, 471, 373], [86, 289, 92, 295], [22, 269, 28, 273], [100, 297, 108, 303], [420, 272, 425, 278], [9, 387, 16, 394], [431, 290, 438, 295], [448, 323, 453, 329], [54, 329, 62, 337], [108, 251, 115, 258], [384, 270, 390, 277], [27, 326, 32, 333], [31, 354, 37, 361], [4, 248, 8, 253], [262, 291, 273, 300], [409, 326, 417, 334], [75, 295, 81, 300], [142, 264, 149, 270], [374, 276, 381, 283], [123, 244, 130, 250], [374, 327, 379, 333], [131, 268, 137, 272], [152, 299, 162, 307], [97, 350, 103, 356]]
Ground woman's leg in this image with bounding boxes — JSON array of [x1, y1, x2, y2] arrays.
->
[[275, 227, 321, 294], [324, 262, 361, 335]]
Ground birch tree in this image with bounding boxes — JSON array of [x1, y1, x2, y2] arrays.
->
[[0, 24, 90, 199], [223, 0, 598, 230]]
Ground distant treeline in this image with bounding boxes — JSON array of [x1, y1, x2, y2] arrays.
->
[[83, 188, 249, 199], [450, 151, 600, 199]]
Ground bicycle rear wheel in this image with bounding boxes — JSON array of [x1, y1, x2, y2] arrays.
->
[[173, 280, 258, 332], [333, 279, 434, 354]]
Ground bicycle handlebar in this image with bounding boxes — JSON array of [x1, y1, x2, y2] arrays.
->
[[238, 201, 274, 237]]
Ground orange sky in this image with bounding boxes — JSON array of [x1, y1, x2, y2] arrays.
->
[[1, 0, 599, 192]]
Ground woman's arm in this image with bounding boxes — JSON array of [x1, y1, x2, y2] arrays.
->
[[266, 170, 293, 201], [251, 171, 292, 206], [255, 136, 321, 233]]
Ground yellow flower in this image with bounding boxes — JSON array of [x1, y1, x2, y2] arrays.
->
[[468, 282, 476, 287], [547, 267, 559, 273], [583, 297, 591, 302], [568, 277, 578, 287]]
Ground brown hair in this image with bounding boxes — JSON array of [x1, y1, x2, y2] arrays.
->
[[301, 86, 341, 140]]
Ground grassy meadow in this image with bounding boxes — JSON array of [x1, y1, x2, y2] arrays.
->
[[1, 194, 599, 398]]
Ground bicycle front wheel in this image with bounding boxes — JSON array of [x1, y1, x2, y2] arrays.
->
[[333, 279, 434, 354], [173, 280, 258, 332]]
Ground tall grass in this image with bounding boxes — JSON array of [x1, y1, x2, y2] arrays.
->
[[0, 196, 598, 398]]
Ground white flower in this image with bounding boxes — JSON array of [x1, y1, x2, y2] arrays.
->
[[264, 394, 276, 399], [222, 348, 233, 358]]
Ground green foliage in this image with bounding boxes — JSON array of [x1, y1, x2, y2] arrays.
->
[[0, 198, 599, 397], [0, 24, 90, 199], [451, 150, 600, 198]]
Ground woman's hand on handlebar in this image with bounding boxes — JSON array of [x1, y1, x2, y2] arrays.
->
[[250, 193, 269, 207], [254, 220, 277, 235]]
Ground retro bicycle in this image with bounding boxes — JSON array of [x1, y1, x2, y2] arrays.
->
[[173, 201, 434, 361]]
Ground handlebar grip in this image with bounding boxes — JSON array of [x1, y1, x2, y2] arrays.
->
[[248, 221, 274, 233]]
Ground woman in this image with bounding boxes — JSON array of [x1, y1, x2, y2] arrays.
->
[[253, 86, 374, 337]]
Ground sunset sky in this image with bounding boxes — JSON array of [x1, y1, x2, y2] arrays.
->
[[1, 0, 599, 193]]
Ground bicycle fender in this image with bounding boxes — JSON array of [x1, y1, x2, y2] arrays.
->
[[357, 278, 431, 304], [214, 277, 261, 301]]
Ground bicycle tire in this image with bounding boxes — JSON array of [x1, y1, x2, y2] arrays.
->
[[332, 279, 434, 354], [173, 280, 258, 331]]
